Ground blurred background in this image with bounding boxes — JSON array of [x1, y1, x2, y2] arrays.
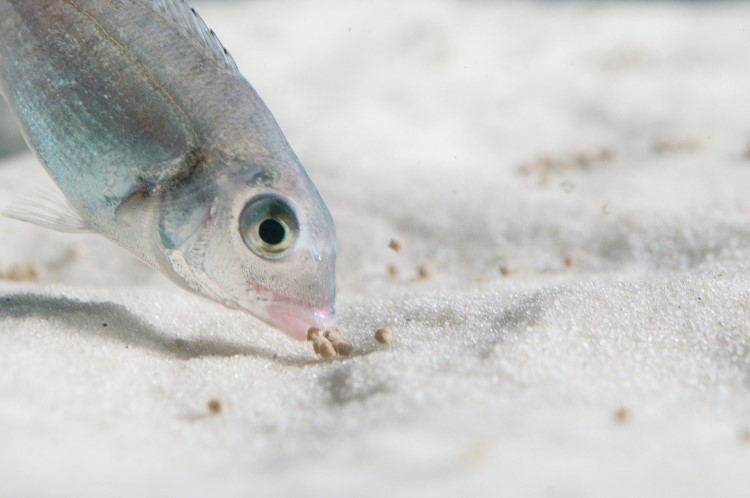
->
[[0, 98, 25, 157]]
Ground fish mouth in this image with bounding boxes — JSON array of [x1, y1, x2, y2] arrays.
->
[[265, 301, 335, 340], [236, 285, 335, 340]]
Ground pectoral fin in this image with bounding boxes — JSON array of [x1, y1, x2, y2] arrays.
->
[[3, 188, 93, 233]]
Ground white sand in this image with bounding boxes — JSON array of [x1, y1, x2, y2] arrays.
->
[[2, 1, 750, 496]]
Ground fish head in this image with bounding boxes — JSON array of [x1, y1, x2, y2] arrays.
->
[[158, 160, 336, 340]]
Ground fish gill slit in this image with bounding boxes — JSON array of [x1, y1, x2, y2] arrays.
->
[[172, 145, 207, 192]]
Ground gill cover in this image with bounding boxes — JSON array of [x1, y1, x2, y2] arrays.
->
[[156, 166, 337, 340]]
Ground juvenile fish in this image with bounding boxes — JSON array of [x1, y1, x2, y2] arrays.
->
[[0, 0, 337, 340]]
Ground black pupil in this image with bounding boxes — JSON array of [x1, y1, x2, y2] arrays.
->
[[259, 218, 286, 245]]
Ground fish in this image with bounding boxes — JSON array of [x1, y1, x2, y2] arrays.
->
[[0, 0, 337, 340]]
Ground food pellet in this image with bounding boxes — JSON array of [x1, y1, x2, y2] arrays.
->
[[310, 326, 354, 359], [1, 264, 40, 282], [375, 327, 394, 345], [324, 326, 344, 342], [332, 340, 353, 357], [499, 265, 512, 277], [387, 264, 399, 277], [307, 327, 323, 341], [564, 255, 575, 268], [614, 407, 632, 423], [207, 399, 222, 414], [417, 263, 433, 279], [388, 238, 404, 253], [317, 340, 337, 359]]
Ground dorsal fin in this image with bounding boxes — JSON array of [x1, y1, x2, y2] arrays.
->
[[149, 0, 239, 72]]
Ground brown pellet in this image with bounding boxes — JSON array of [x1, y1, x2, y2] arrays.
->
[[614, 407, 632, 424], [1, 264, 40, 282], [653, 138, 701, 156], [332, 340, 353, 357], [317, 340, 337, 359], [417, 263, 433, 279], [207, 399, 222, 414], [388, 238, 404, 253], [307, 327, 323, 341], [324, 326, 344, 343], [375, 327, 394, 345]]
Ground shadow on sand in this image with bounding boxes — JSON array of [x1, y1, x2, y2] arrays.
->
[[0, 292, 316, 365]]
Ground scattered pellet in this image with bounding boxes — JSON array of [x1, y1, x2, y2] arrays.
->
[[417, 263, 433, 279], [539, 155, 555, 169], [388, 238, 404, 253], [307, 327, 323, 341], [324, 326, 344, 343], [332, 340, 353, 357], [317, 339, 337, 359], [310, 326, 353, 359], [207, 399, 222, 415], [517, 147, 616, 182], [614, 406, 632, 424], [63, 247, 81, 262], [499, 265, 513, 277], [564, 255, 575, 269], [653, 138, 702, 156], [0, 264, 40, 282], [375, 326, 394, 345], [387, 264, 399, 278]]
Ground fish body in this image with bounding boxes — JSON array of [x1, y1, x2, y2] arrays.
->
[[0, 0, 336, 340]]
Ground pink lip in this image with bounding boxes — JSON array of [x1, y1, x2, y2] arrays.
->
[[266, 302, 335, 340]]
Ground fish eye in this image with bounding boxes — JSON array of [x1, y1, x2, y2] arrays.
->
[[239, 195, 299, 259]]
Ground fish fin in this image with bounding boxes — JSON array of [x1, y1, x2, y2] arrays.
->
[[150, 0, 239, 72], [114, 184, 155, 230], [2, 189, 94, 234]]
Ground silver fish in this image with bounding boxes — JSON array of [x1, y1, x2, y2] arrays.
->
[[0, 0, 336, 340]]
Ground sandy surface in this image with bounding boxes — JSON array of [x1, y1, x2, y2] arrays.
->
[[2, 1, 750, 496]]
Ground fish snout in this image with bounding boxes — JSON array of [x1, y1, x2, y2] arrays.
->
[[266, 301, 335, 341]]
